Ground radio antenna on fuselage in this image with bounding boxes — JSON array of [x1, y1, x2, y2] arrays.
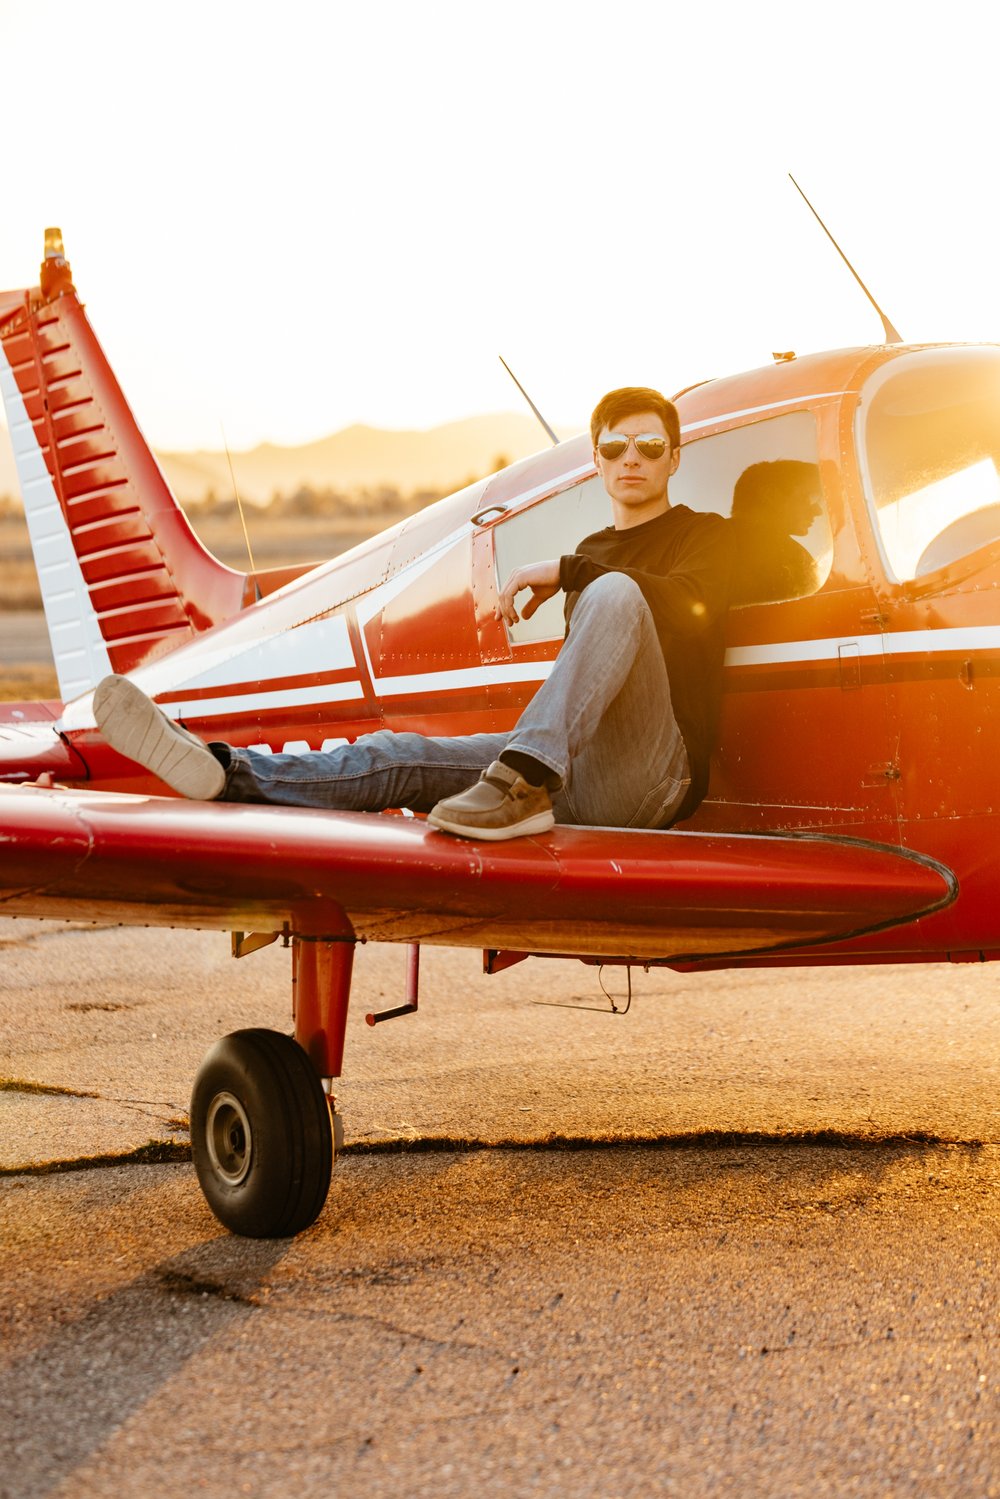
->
[[499, 355, 559, 445], [221, 423, 262, 602], [789, 173, 903, 346]]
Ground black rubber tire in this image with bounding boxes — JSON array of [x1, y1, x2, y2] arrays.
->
[[190, 1028, 334, 1238]]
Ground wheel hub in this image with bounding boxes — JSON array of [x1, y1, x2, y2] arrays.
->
[[205, 1091, 253, 1185]]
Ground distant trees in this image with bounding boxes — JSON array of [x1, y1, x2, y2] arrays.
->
[[177, 453, 518, 523], [184, 480, 453, 522]]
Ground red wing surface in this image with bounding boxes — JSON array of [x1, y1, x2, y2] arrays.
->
[[0, 787, 955, 960]]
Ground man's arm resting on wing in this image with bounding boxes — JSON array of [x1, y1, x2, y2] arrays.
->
[[497, 559, 562, 626]]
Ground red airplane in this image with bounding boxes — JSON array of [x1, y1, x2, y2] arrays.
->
[[0, 230, 992, 1237]]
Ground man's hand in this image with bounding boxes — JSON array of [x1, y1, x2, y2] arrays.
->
[[497, 560, 562, 627]]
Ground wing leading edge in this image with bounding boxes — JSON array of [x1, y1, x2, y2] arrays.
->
[[0, 786, 956, 961]]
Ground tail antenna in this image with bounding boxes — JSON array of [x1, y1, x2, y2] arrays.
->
[[789, 173, 903, 345], [221, 424, 262, 602], [499, 356, 559, 445]]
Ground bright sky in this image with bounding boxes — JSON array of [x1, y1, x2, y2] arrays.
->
[[1, 0, 998, 451]]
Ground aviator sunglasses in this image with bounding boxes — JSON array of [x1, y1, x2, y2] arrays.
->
[[597, 432, 669, 461]]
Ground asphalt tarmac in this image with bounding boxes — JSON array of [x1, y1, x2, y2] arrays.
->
[[2, 922, 999, 1496]]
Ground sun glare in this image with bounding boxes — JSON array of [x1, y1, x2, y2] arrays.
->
[[877, 458, 1000, 581], [0, 2, 998, 451]]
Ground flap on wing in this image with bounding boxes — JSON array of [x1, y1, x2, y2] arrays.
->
[[0, 786, 956, 961]]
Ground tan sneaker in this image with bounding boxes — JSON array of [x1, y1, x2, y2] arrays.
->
[[427, 760, 555, 840], [92, 674, 226, 800]]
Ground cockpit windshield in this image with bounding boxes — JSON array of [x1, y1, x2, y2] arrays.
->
[[859, 348, 1000, 581]]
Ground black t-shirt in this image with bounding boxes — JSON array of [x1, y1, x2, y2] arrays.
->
[[559, 505, 733, 820]]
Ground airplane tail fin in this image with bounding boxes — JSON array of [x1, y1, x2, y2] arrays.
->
[[0, 230, 259, 702]]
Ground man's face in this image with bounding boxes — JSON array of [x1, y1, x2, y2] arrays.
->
[[594, 410, 679, 524], [781, 483, 823, 537]]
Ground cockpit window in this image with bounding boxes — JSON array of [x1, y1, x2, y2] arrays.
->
[[859, 347, 1000, 581], [493, 475, 611, 643], [493, 411, 830, 644], [672, 410, 831, 607]]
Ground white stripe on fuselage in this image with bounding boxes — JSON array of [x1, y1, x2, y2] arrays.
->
[[128, 620, 999, 723], [372, 660, 554, 697], [369, 625, 1000, 693], [725, 625, 1000, 668], [169, 679, 364, 720]]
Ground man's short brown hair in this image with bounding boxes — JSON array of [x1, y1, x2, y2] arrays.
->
[[590, 386, 681, 453]]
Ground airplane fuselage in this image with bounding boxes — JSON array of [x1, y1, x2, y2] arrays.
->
[[4, 251, 1000, 969], [30, 339, 999, 965]]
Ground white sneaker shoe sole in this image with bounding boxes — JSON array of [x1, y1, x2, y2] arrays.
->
[[92, 675, 225, 800], [426, 807, 555, 840]]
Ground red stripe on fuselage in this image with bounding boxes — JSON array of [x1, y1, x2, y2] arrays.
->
[[156, 665, 362, 706]]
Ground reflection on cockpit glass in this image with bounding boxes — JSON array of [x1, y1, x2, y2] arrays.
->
[[862, 348, 1000, 582], [672, 410, 832, 607], [728, 459, 824, 606], [878, 459, 1000, 580]]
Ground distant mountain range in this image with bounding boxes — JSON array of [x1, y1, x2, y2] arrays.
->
[[0, 411, 578, 507]]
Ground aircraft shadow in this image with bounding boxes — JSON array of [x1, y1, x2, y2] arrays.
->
[[1, 1231, 290, 1499]]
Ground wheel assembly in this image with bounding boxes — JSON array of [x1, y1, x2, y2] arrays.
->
[[190, 1027, 334, 1237]]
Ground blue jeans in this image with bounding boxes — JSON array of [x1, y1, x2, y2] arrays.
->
[[220, 573, 690, 829]]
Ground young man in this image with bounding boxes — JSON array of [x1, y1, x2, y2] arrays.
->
[[94, 386, 733, 839]]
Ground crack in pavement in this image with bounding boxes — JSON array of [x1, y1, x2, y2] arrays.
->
[[347, 1127, 987, 1154], [1, 1140, 191, 1175], [0, 1077, 99, 1099], [65, 1002, 135, 1013], [0, 1128, 988, 1178]]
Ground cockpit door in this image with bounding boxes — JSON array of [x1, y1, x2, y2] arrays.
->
[[673, 405, 900, 838], [857, 346, 1000, 828]]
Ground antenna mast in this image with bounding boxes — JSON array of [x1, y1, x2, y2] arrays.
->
[[221, 424, 262, 602], [499, 356, 559, 445], [789, 173, 903, 345]]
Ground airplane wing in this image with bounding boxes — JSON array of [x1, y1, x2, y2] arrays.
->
[[0, 785, 956, 961]]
